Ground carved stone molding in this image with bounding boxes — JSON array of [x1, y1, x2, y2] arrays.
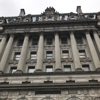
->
[[26, 59, 37, 64], [67, 96, 81, 100], [77, 44, 86, 49], [14, 46, 22, 51], [68, 90, 77, 94], [43, 58, 55, 63], [60, 44, 71, 49], [9, 60, 19, 64], [80, 57, 91, 63], [44, 45, 54, 50], [61, 58, 73, 62], [29, 46, 38, 50]]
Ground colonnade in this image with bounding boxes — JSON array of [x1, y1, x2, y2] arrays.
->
[[0, 30, 100, 73]]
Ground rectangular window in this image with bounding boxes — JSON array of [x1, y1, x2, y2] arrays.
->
[[30, 52, 37, 59], [64, 65, 71, 72], [47, 38, 52, 45], [82, 65, 90, 71], [46, 51, 53, 59], [76, 37, 83, 44], [46, 66, 53, 72], [28, 66, 35, 73], [32, 39, 38, 45], [17, 39, 23, 46], [79, 50, 86, 58], [62, 50, 69, 58], [10, 67, 17, 73], [61, 38, 67, 44], [14, 52, 20, 60]]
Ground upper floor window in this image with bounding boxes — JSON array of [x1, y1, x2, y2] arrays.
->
[[28, 66, 35, 73], [76, 37, 83, 44], [63, 65, 71, 72], [79, 50, 86, 58], [46, 51, 53, 59], [32, 39, 38, 45], [10, 67, 17, 73], [61, 38, 67, 44], [82, 65, 90, 71], [46, 65, 53, 72], [17, 39, 23, 46], [47, 38, 52, 45], [14, 52, 20, 60], [30, 52, 37, 59], [62, 50, 69, 58]]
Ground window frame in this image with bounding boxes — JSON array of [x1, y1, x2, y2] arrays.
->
[[30, 51, 37, 59], [46, 65, 53, 72], [79, 50, 86, 58], [63, 65, 71, 72], [46, 38, 52, 45], [14, 52, 20, 60], [46, 51, 53, 59], [61, 38, 67, 44], [76, 37, 83, 44], [62, 50, 69, 58], [17, 39, 23, 46], [10, 67, 17, 73], [28, 66, 35, 73], [32, 39, 38, 46], [82, 64, 90, 71]]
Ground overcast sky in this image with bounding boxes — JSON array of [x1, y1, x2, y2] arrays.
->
[[0, 0, 100, 17]]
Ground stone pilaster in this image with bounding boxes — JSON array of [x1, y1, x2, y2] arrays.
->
[[93, 31, 100, 54], [70, 31, 82, 71], [0, 35, 7, 60], [85, 31, 100, 71], [16, 34, 29, 73], [35, 34, 44, 72], [0, 35, 14, 73], [55, 33, 62, 71]]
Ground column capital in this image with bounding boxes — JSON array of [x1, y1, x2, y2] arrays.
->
[[25, 34, 29, 37], [10, 34, 14, 38], [70, 31, 74, 35], [84, 29, 90, 33], [3, 34, 8, 38]]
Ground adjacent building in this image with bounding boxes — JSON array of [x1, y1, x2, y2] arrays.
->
[[0, 6, 100, 100]]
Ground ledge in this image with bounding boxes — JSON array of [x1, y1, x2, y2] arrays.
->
[[0, 71, 100, 77]]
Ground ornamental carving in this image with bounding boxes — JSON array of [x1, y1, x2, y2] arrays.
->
[[67, 97, 81, 100], [61, 58, 73, 62], [41, 96, 54, 100], [0, 17, 5, 24], [29, 46, 38, 50], [19, 91, 28, 95], [77, 44, 86, 49], [67, 12, 78, 20], [14, 46, 22, 51], [80, 57, 91, 63], [26, 59, 37, 64], [44, 45, 54, 50], [43, 58, 55, 63], [9, 60, 19, 64], [68, 90, 77, 94], [60, 45, 70, 49], [17, 97, 28, 100], [23, 14, 32, 22]]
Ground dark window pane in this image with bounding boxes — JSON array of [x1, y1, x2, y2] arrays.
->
[[61, 38, 67, 44], [28, 66, 35, 73], [64, 65, 71, 72], [46, 66, 53, 72], [10, 67, 17, 73], [76, 37, 83, 44], [17, 39, 23, 46], [47, 38, 52, 45], [32, 39, 38, 45], [82, 65, 90, 71]]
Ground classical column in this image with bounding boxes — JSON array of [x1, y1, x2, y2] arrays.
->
[[0, 35, 14, 73], [70, 31, 82, 71], [93, 31, 100, 54], [35, 34, 44, 72], [85, 31, 100, 71], [0, 35, 7, 60], [16, 34, 29, 73], [55, 33, 62, 71]]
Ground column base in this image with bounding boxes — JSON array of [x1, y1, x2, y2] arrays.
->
[[15, 70, 23, 74], [0, 71, 3, 74], [75, 68, 83, 71], [55, 68, 62, 72], [35, 69, 42, 72], [96, 68, 100, 71]]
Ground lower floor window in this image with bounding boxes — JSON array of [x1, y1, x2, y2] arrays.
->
[[28, 66, 35, 73], [10, 67, 17, 73], [82, 64, 90, 71], [46, 66, 53, 72], [63, 65, 71, 72]]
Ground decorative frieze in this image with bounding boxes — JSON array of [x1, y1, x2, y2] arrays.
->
[[9, 60, 19, 64], [60, 44, 70, 49], [61, 58, 73, 62], [14, 46, 22, 51], [29, 46, 38, 50], [26, 59, 37, 64], [77, 44, 86, 49], [80, 57, 91, 62], [44, 45, 54, 50], [43, 58, 55, 63]]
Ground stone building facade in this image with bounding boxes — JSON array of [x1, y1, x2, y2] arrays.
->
[[0, 6, 100, 100]]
